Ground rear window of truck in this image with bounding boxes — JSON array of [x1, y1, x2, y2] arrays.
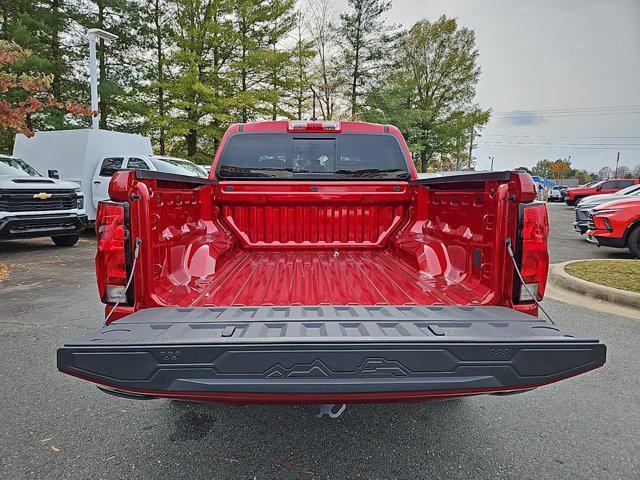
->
[[217, 133, 410, 180]]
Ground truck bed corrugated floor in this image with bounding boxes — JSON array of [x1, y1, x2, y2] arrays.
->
[[159, 250, 492, 307]]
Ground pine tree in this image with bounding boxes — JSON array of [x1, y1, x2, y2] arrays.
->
[[262, 0, 297, 120], [338, 0, 396, 120], [289, 10, 315, 119], [163, 0, 236, 160]]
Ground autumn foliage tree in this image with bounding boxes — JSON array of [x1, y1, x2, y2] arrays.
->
[[0, 40, 92, 137]]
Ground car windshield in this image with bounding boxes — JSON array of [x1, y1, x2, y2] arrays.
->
[[614, 184, 640, 195], [0, 156, 41, 177], [581, 181, 598, 187], [150, 157, 207, 177], [218, 133, 410, 180]]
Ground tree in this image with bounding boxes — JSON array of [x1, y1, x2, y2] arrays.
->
[[531, 159, 552, 178], [74, 0, 146, 130], [137, 0, 174, 154], [262, 0, 298, 121], [307, 0, 344, 120], [163, 0, 236, 160], [572, 169, 592, 185], [0, 40, 91, 137], [288, 10, 315, 119], [338, 0, 395, 120], [597, 166, 613, 180], [514, 166, 532, 175], [632, 164, 640, 179], [363, 16, 490, 172], [548, 159, 571, 180], [615, 165, 632, 179]]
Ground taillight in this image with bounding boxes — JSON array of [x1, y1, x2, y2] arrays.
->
[[95, 201, 131, 304], [518, 203, 549, 302], [287, 120, 341, 132]]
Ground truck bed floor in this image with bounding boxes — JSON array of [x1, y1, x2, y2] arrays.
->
[[160, 250, 492, 307]]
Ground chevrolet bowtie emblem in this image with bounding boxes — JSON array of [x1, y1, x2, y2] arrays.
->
[[33, 192, 53, 200]]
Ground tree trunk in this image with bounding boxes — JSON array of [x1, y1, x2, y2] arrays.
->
[[186, 129, 197, 157], [420, 152, 427, 173], [97, 0, 107, 129], [154, 0, 165, 154], [51, 0, 61, 99]]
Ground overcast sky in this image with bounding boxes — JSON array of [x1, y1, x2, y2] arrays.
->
[[338, 0, 640, 172]]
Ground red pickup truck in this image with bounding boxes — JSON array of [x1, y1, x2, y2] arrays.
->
[[57, 121, 605, 404], [565, 178, 639, 206]]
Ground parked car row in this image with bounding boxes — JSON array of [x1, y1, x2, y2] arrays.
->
[[559, 178, 640, 259], [0, 151, 207, 247]]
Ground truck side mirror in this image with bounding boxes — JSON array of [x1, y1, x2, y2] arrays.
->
[[48, 169, 59, 179], [595, 185, 602, 191]]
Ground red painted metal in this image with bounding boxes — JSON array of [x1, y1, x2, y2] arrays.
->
[[97, 123, 541, 321]]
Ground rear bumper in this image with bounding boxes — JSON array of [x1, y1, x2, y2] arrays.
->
[[57, 306, 606, 404], [0, 213, 87, 239]]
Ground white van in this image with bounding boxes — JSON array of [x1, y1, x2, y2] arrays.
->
[[13, 129, 152, 220]]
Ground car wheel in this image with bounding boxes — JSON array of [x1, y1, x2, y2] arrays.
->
[[627, 225, 640, 259], [51, 234, 80, 247]]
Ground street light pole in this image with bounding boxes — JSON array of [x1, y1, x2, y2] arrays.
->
[[615, 151, 620, 178], [87, 28, 118, 130], [488, 156, 494, 171]]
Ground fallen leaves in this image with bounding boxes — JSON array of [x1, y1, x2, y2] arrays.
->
[[0, 264, 11, 282], [280, 458, 294, 469]]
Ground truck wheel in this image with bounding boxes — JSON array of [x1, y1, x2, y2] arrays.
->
[[627, 226, 640, 259], [51, 234, 80, 247]]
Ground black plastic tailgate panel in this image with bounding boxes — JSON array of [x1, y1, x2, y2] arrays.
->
[[58, 306, 606, 396]]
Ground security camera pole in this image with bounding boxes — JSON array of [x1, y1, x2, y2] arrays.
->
[[87, 28, 118, 130]]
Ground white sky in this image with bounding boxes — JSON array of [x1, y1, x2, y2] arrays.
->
[[337, 0, 640, 172]]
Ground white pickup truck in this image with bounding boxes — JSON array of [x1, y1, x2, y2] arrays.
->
[[0, 154, 87, 246]]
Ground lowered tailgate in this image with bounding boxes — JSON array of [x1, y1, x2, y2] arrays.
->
[[57, 306, 606, 403]]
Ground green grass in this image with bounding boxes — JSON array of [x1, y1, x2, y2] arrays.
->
[[565, 260, 640, 293]]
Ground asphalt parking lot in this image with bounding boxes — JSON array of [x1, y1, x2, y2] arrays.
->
[[0, 206, 638, 480]]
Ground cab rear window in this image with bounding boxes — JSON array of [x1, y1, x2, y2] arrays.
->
[[217, 133, 410, 180]]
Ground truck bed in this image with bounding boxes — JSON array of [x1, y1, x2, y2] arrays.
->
[[158, 249, 492, 307]]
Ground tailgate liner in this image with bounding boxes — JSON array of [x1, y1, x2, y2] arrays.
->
[[57, 306, 606, 400]]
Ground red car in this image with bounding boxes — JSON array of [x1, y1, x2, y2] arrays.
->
[[565, 178, 639, 206], [57, 121, 605, 405], [587, 197, 640, 258]]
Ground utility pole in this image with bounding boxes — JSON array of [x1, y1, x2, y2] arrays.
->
[[87, 29, 118, 130], [615, 151, 620, 177], [488, 156, 494, 171]]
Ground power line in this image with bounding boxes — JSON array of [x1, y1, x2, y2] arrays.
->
[[484, 134, 640, 139], [477, 144, 640, 150], [492, 104, 640, 114], [493, 110, 640, 118]]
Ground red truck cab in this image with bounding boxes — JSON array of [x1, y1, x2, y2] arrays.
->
[[566, 178, 639, 206], [587, 197, 640, 258], [57, 121, 605, 405]]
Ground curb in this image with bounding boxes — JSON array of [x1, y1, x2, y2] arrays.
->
[[548, 260, 640, 310]]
